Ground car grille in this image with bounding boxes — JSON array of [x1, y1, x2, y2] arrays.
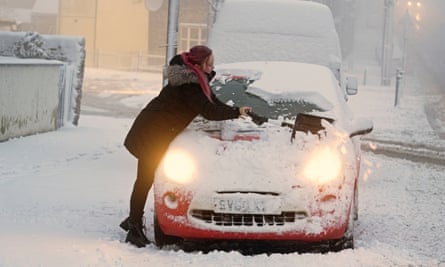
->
[[190, 210, 308, 227]]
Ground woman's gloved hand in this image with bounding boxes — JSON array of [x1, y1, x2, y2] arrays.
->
[[239, 106, 252, 118]]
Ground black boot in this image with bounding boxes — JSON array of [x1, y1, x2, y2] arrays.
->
[[120, 217, 130, 231], [122, 217, 150, 248]]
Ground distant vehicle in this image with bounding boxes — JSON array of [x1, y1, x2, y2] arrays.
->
[[207, 0, 358, 98], [153, 61, 373, 252]]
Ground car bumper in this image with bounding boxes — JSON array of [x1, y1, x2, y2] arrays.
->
[[154, 189, 351, 242]]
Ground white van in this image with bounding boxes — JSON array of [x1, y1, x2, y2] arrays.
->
[[208, 0, 357, 96]]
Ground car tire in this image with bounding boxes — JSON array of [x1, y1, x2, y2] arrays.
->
[[329, 200, 355, 251], [343, 204, 355, 249], [354, 180, 359, 221], [153, 213, 181, 248]]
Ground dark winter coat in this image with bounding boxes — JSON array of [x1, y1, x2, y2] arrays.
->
[[124, 59, 240, 159]]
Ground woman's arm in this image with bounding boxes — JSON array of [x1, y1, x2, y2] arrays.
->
[[183, 84, 241, 121]]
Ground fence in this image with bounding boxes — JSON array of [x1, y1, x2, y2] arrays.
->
[[90, 50, 165, 72]]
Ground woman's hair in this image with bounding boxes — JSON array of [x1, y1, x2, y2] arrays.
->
[[181, 45, 213, 102]]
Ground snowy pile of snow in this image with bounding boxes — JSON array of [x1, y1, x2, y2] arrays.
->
[[0, 31, 86, 126]]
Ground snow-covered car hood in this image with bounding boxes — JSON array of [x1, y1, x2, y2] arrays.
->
[[155, 121, 357, 195]]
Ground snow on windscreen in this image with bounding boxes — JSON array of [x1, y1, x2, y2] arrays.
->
[[215, 61, 340, 111], [246, 86, 334, 111], [215, 68, 262, 83]]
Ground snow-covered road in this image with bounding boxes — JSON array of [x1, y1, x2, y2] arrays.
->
[[357, 153, 445, 264]]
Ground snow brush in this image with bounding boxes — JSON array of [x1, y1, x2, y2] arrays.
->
[[247, 111, 268, 126]]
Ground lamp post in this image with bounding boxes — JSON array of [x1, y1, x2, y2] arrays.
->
[[381, 0, 394, 86], [163, 0, 180, 86], [401, 9, 410, 72], [401, 1, 421, 75]]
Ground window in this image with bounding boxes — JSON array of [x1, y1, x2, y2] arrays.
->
[[178, 23, 208, 52]]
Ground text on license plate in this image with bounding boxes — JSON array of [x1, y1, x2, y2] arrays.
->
[[213, 195, 281, 215]]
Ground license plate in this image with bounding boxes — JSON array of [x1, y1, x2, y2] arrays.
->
[[213, 194, 281, 215]]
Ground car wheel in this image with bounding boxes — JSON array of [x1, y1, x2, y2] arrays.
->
[[343, 205, 355, 249], [354, 180, 359, 221], [329, 201, 355, 251], [153, 213, 181, 248]]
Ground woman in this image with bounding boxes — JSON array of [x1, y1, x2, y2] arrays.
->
[[120, 45, 252, 247]]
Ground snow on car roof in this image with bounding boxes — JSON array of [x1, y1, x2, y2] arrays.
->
[[212, 0, 334, 37], [215, 61, 343, 110], [209, 0, 341, 66]]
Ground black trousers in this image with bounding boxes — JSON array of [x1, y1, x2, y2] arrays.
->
[[129, 143, 168, 220]]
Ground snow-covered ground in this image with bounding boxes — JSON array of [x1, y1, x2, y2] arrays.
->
[[1, 57, 444, 266]]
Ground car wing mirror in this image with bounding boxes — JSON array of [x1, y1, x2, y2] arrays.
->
[[348, 117, 373, 137], [346, 76, 358, 95]]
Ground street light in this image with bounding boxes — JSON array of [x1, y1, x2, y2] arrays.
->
[[409, 1, 421, 6], [406, 1, 421, 7], [407, 1, 422, 30], [400, 0, 422, 80]]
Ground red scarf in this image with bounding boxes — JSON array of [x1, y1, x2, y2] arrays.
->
[[181, 52, 213, 103]]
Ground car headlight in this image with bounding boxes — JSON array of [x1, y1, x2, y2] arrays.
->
[[303, 146, 342, 184], [162, 149, 195, 184]]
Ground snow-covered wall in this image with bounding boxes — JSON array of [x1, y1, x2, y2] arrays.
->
[[0, 31, 85, 126], [0, 57, 62, 142]]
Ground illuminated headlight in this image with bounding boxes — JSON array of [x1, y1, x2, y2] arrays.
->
[[303, 146, 342, 184], [162, 149, 195, 184]]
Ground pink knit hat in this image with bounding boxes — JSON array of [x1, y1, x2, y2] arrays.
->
[[181, 45, 213, 102], [186, 45, 212, 65]]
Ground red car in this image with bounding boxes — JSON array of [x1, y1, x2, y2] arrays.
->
[[153, 62, 373, 252]]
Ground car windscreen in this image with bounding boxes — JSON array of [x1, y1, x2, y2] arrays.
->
[[211, 75, 332, 120]]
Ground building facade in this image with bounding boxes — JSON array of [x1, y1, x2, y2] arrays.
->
[[148, 0, 213, 64], [58, 0, 149, 69], [57, 0, 212, 71]]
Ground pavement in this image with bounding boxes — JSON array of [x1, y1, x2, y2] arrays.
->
[[347, 61, 445, 166]]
